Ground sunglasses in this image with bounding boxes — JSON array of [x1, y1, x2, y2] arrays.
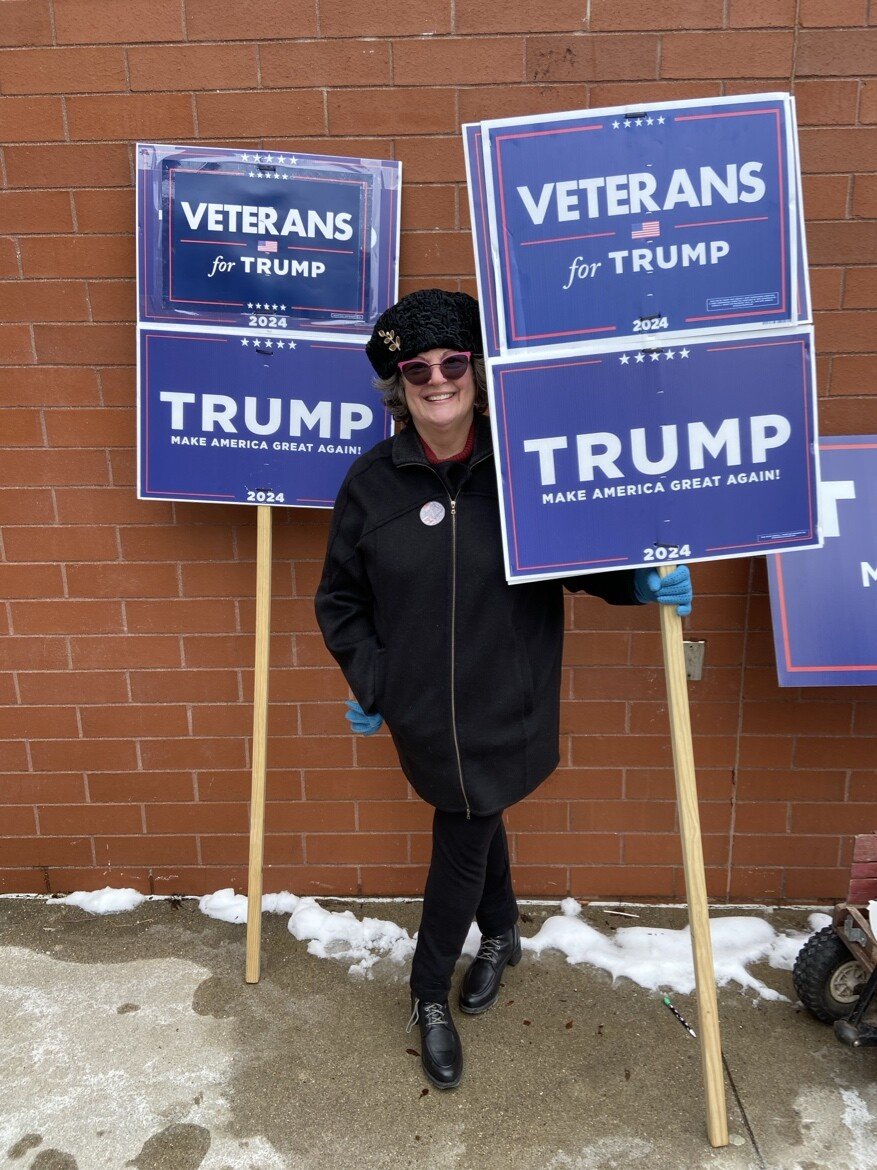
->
[[398, 351, 472, 387]]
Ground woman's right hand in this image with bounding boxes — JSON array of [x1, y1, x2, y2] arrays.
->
[[345, 699, 383, 736]]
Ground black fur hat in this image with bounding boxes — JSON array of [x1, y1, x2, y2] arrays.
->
[[366, 288, 483, 379]]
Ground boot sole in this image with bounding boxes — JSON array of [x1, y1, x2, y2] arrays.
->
[[422, 1063, 463, 1089], [458, 943, 523, 1015]]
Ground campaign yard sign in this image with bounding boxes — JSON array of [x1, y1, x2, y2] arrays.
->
[[490, 329, 820, 582], [768, 438, 877, 686], [137, 143, 401, 335], [467, 94, 806, 353], [138, 330, 390, 508], [136, 143, 400, 509]]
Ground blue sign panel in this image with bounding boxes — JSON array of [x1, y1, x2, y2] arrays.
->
[[768, 438, 877, 686], [791, 110, 812, 323], [490, 329, 819, 582], [477, 94, 801, 351], [137, 143, 401, 335], [463, 124, 502, 359], [138, 331, 390, 508]]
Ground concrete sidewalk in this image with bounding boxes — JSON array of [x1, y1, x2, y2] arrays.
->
[[1, 899, 875, 1170]]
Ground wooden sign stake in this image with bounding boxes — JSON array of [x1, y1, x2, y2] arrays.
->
[[245, 504, 273, 983], [658, 563, 729, 1148]]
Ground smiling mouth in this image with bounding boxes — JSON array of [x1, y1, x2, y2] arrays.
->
[[423, 391, 456, 403]]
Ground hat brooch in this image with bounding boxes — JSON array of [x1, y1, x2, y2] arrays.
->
[[378, 328, 401, 352]]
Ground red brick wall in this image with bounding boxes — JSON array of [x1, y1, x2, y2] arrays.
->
[[2, 2, 876, 901]]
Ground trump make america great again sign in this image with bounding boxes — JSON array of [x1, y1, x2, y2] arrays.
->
[[490, 329, 820, 582], [137, 331, 390, 508], [470, 94, 806, 352]]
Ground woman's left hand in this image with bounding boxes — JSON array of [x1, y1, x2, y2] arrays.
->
[[634, 565, 693, 616], [345, 699, 384, 735]]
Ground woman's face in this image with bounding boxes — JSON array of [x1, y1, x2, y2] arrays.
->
[[402, 348, 476, 435]]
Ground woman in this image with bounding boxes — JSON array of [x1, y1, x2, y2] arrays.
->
[[315, 289, 692, 1090]]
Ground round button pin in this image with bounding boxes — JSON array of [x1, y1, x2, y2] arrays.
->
[[420, 500, 446, 526]]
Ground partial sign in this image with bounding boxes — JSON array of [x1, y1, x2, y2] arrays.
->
[[471, 94, 804, 352], [790, 96, 812, 323], [463, 123, 503, 358], [137, 143, 401, 335], [137, 331, 390, 507], [768, 437, 877, 686], [489, 329, 820, 582]]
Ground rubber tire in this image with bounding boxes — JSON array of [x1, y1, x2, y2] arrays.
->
[[793, 925, 866, 1023]]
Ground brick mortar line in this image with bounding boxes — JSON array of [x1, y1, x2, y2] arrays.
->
[[8, 76, 870, 99], [13, 27, 877, 55], [10, 69, 863, 108]]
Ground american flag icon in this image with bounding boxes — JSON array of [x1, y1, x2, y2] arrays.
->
[[257, 239, 278, 253], [631, 220, 660, 239]]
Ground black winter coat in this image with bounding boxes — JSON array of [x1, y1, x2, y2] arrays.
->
[[315, 413, 641, 816]]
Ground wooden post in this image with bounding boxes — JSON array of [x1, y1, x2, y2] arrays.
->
[[658, 563, 729, 1148], [245, 505, 273, 983]]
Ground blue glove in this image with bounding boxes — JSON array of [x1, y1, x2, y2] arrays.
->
[[344, 699, 383, 736], [634, 565, 693, 616]]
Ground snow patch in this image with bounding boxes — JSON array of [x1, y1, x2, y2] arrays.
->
[[287, 897, 415, 976], [61, 887, 146, 915], [525, 911, 831, 1000], [199, 888, 421, 978], [198, 888, 300, 923], [62, 887, 833, 1000]]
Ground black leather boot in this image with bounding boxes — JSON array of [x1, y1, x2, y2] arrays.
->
[[458, 924, 522, 1015], [406, 996, 463, 1089]]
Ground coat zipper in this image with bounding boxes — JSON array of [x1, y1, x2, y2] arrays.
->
[[397, 452, 492, 820], [448, 496, 470, 819]]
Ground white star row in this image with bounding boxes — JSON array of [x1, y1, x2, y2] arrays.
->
[[611, 115, 666, 129], [240, 153, 299, 166], [249, 170, 293, 180], [618, 348, 690, 364], [247, 303, 288, 311], [240, 338, 297, 349]]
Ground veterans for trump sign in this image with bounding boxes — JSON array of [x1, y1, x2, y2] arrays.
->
[[466, 94, 807, 353], [490, 329, 820, 582], [137, 143, 401, 335], [768, 438, 877, 687]]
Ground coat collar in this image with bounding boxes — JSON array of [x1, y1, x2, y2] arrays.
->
[[391, 411, 493, 468]]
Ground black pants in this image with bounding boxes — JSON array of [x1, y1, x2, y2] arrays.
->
[[409, 808, 519, 1002]]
